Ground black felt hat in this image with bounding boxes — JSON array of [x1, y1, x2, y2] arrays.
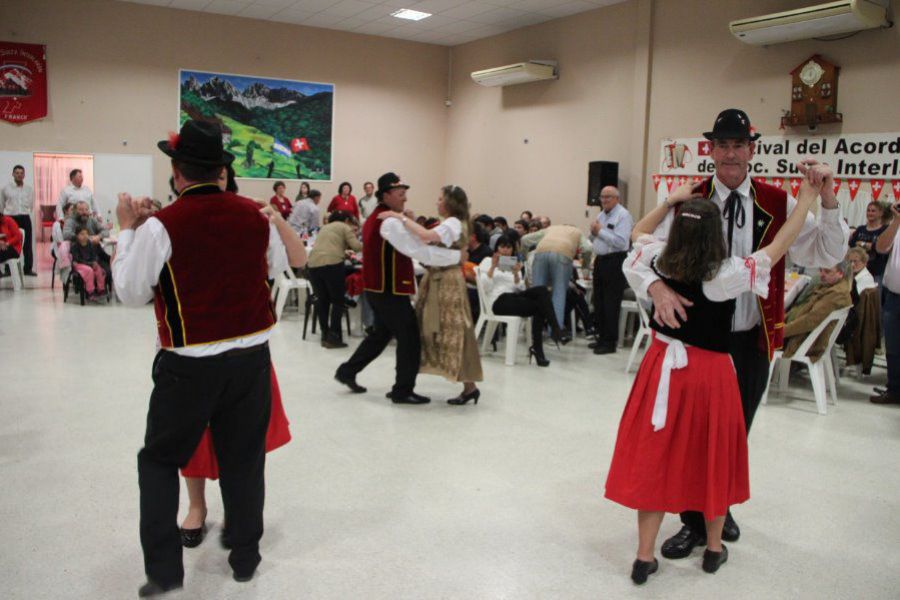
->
[[376, 172, 410, 200], [157, 120, 235, 166], [702, 108, 761, 141]]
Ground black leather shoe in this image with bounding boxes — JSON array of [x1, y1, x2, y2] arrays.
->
[[661, 525, 706, 559], [722, 512, 740, 542], [388, 392, 431, 404], [180, 522, 207, 548], [138, 580, 183, 597], [233, 570, 255, 583], [702, 545, 728, 573], [630, 558, 658, 585], [335, 372, 366, 393], [593, 343, 616, 355]]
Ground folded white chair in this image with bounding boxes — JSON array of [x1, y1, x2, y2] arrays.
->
[[474, 272, 529, 366]]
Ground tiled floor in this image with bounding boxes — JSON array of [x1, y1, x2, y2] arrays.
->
[[1, 280, 898, 599]]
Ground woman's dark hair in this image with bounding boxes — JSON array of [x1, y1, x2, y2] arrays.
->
[[474, 214, 494, 227], [656, 198, 727, 284], [472, 222, 489, 245], [495, 232, 519, 253], [296, 181, 310, 200], [493, 216, 508, 228], [339, 181, 352, 196], [273, 180, 285, 192], [328, 210, 352, 224], [424, 217, 441, 229], [224, 164, 238, 193]]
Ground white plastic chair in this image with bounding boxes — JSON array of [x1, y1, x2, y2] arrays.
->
[[618, 300, 639, 348], [1, 256, 24, 291], [272, 269, 311, 321], [474, 272, 529, 366], [624, 300, 653, 374], [761, 306, 851, 415]]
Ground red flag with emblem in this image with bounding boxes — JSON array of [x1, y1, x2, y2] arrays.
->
[[665, 176, 676, 193], [697, 140, 711, 156], [290, 137, 310, 153], [692, 175, 703, 184], [847, 178, 862, 201], [677, 175, 689, 187], [790, 178, 801, 196], [772, 177, 785, 189], [892, 180, 900, 202], [754, 177, 767, 185], [870, 179, 885, 201], [832, 178, 842, 196], [652, 174, 661, 191]]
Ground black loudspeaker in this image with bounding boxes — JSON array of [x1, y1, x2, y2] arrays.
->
[[587, 161, 619, 206]]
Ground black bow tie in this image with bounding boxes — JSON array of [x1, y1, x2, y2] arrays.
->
[[723, 191, 746, 251]]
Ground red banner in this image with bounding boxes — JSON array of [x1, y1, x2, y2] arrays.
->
[[0, 41, 47, 124], [665, 176, 676, 193], [847, 178, 862, 201], [870, 179, 885, 201], [892, 180, 900, 202], [651, 174, 661, 191], [789, 178, 801, 196], [832, 178, 842, 196]]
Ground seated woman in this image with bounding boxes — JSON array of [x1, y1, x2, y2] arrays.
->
[[782, 261, 853, 362], [843, 247, 881, 374], [478, 233, 563, 366], [71, 226, 108, 300], [307, 210, 362, 348]]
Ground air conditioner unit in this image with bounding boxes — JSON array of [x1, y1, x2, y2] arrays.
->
[[729, 0, 891, 45], [471, 61, 558, 87]]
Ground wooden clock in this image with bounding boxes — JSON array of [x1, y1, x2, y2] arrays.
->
[[781, 54, 842, 131]]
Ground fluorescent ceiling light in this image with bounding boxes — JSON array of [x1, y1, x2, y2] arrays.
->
[[391, 8, 432, 21]]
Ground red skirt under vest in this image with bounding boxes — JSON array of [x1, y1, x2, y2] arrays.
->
[[181, 364, 291, 480], [604, 336, 750, 520]]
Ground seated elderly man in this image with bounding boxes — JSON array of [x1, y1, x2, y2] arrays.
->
[[63, 200, 108, 243], [782, 261, 853, 362]]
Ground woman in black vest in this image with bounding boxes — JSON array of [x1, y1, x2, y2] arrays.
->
[[604, 174, 820, 584]]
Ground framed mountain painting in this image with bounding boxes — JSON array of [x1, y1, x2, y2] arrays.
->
[[179, 69, 334, 180]]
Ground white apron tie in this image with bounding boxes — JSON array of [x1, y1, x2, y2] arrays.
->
[[652, 333, 689, 432]]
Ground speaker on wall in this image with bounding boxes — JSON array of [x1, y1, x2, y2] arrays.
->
[[587, 161, 619, 206]]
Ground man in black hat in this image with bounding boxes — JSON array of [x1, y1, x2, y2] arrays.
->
[[631, 108, 848, 565], [113, 120, 286, 596], [335, 172, 462, 404]]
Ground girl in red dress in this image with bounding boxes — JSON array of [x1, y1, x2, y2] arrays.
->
[[606, 171, 821, 584]]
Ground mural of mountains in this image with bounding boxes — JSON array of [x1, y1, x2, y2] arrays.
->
[[179, 70, 333, 180]]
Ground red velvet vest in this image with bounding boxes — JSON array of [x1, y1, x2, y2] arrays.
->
[[696, 176, 787, 359], [362, 203, 415, 295], [152, 183, 275, 348]]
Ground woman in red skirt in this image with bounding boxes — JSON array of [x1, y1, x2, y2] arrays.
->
[[605, 171, 821, 584]]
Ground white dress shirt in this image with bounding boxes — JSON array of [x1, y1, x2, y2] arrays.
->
[[113, 217, 288, 357], [57, 185, 96, 218], [644, 174, 850, 331], [590, 203, 633, 256], [358, 194, 376, 221], [883, 227, 900, 294], [2, 182, 34, 215], [478, 256, 525, 307], [288, 198, 321, 236], [379, 217, 460, 267]]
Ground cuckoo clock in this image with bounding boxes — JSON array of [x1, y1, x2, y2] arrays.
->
[[781, 54, 842, 131]]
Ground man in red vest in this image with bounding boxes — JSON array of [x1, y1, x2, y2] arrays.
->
[[335, 172, 462, 404], [113, 120, 282, 597], [632, 109, 849, 560]]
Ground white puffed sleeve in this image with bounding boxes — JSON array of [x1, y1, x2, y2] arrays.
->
[[622, 235, 666, 301], [434, 217, 462, 248], [703, 251, 772, 302]]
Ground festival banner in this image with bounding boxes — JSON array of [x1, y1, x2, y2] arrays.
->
[[659, 132, 900, 180], [0, 41, 48, 124], [870, 179, 885, 201], [179, 69, 334, 180]]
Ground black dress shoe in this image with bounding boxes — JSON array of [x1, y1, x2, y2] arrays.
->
[[335, 372, 366, 393], [388, 392, 431, 404], [702, 545, 728, 573], [722, 512, 740, 542], [138, 580, 183, 597], [630, 558, 658, 585], [233, 570, 255, 583], [661, 525, 706, 559], [180, 522, 207, 548], [593, 343, 616, 355]]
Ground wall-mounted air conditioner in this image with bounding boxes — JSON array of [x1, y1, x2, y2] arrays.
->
[[470, 61, 558, 87], [729, 0, 891, 45]]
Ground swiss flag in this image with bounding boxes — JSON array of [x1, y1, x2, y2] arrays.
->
[[847, 178, 862, 201], [697, 140, 712, 156], [665, 176, 676, 193], [790, 178, 802, 196], [291, 137, 310, 152], [832, 178, 842, 196], [870, 179, 885, 201], [754, 177, 768, 185], [772, 177, 785, 189], [692, 175, 703, 184], [652, 174, 661, 191], [677, 175, 689, 187], [892, 180, 900, 202]]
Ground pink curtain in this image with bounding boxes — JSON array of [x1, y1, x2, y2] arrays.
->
[[33, 153, 94, 218]]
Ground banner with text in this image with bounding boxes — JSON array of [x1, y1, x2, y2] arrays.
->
[[0, 41, 48, 124]]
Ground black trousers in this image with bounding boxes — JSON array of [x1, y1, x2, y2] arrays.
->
[[308, 263, 346, 340], [0, 247, 19, 262], [680, 328, 770, 533], [492, 286, 559, 349], [592, 252, 628, 345], [139, 345, 271, 586], [10, 215, 32, 272], [336, 291, 420, 396]]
